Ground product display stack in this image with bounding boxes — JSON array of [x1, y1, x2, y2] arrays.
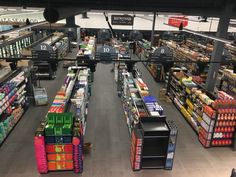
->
[[0, 69, 28, 144], [117, 66, 178, 170], [167, 67, 236, 148], [199, 91, 236, 147], [34, 66, 91, 174]]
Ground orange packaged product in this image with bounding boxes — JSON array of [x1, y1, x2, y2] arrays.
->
[[56, 161, 66, 170], [48, 161, 56, 171], [65, 161, 74, 169]]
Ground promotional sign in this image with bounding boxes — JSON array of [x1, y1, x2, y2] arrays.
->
[[111, 15, 133, 25], [168, 16, 188, 28]]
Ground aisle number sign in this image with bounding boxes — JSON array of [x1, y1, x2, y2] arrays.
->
[[95, 45, 118, 62], [34, 43, 53, 52], [153, 46, 172, 57]]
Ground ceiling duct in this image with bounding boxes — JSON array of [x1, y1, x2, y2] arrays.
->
[[43, 7, 88, 23]]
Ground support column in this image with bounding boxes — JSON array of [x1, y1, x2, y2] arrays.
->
[[66, 16, 76, 27], [205, 4, 232, 92], [151, 12, 157, 46]]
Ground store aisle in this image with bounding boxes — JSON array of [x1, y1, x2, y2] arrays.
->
[[0, 65, 67, 177], [83, 64, 132, 177], [1, 62, 236, 177]]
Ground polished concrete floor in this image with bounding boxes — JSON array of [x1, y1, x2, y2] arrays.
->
[[0, 62, 235, 177]]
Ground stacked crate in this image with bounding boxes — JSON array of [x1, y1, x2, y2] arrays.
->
[[44, 113, 74, 171], [35, 113, 84, 173]]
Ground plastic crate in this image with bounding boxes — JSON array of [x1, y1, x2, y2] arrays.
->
[[62, 124, 72, 135], [54, 126, 63, 136], [47, 153, 73, 161], [55, 136, 64, 144], [55, 114, 64, 125], [45, 136, 55, 144], [46, 144, 73, 153], [63, 113, 73, 125], [45, 124, 54, 136], [48, 161, 73, 171], [47, 113, 56, 124]]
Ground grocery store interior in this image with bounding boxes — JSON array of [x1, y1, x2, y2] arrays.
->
[[0, 0, 236, 177]]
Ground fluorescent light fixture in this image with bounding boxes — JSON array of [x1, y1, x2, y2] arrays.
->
[[7, 8, 17, 11], [148, 14, 154, 17], [21, 9, 39, 12], [87, 12, 101, 15], [135, 14, 145, 17]]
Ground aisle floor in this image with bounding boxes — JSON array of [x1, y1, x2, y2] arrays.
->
[[0, 63, 235, 177]]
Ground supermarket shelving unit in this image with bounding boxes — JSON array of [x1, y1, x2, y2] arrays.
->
[[0, 31, 34, 58], [118, 65, 178, 171], [0, 68, 28, 145], [32, 33, 69, 79], [167, 67, 236, 148]]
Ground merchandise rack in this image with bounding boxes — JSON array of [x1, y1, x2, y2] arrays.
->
[[135, 39, 153, 60], [167, 67, 236, 148], [0, 68, 28, 145], [0, 31, 34, 58], [219, 69, 236, 99], [117, 65, 178, 171], [32, 32, 69, 79], [34, 66, 92, 174]]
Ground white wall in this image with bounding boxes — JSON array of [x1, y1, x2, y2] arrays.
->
[[0, 11, 44, 23], [0, 11, 235, 33], [73, 13, 225, 32]]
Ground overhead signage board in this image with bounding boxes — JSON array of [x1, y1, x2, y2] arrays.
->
[[95, 45, 118, 62], [111, 15, 133, 26], [152, 46, 173, 58], [34, 43, 53, 52], [168, 16, 188, 28]]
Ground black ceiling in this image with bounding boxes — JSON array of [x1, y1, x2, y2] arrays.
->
[[0, 0, 236, 17]]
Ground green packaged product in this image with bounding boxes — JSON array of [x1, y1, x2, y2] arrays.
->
[[47, 113, 56, 124], [45, 124, 54, 136], [62, 124, 72, 135], [55, 114, 64, 125], [54, 125, 63, 136], [63, 113, 73, 125]]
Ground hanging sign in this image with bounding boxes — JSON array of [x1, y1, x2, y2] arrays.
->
[[168, 16, 188, 28], [153, 46, 173, 58], [111, 15, 133, 25], [95, 45, 118, 62], [34, 43, 53, 52]]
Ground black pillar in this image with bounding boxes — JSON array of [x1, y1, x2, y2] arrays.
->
[[205, 4, 232, 92]]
